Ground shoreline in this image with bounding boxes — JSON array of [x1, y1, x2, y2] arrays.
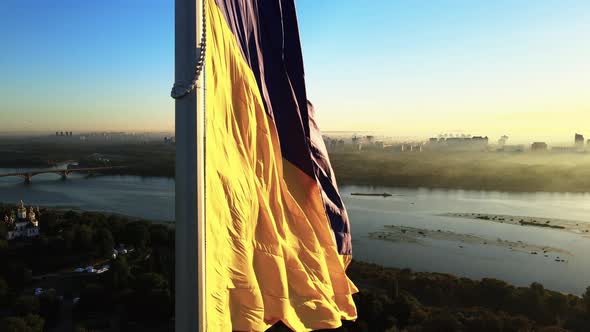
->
[[339, 180, 590, 194], [3, 167, 590, 195], [0, 201, 174, 225]]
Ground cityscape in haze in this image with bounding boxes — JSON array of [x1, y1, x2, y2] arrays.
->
[[1, 0, 590, 331], [2, 0, 589, 142]]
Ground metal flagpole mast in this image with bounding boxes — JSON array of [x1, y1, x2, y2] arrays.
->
[[173, 0, 206, 330]]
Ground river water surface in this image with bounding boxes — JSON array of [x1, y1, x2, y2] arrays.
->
[[1, 169, 589, 294]]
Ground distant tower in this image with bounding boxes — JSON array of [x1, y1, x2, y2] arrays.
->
[[28, 206, 38, 226], [17, 201, 26, 220], [575, 133, 584, 148], [531, 142, 548, 151], [28, 206, 35, 221]]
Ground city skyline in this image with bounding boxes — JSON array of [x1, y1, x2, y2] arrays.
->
[[1, 0, 589, 143], [4, 129, 590, 147]]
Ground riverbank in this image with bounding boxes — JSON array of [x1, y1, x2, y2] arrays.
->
[[4, 140, 590, 192], [330, 151, 590, 193], [0, 140, 175, 177]]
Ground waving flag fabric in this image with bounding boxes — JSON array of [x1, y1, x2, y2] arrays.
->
[[205, 0, 357, 330]]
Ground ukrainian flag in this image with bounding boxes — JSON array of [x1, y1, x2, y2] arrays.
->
[[205, 0, 357, 330]]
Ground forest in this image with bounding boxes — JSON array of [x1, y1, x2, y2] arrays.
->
[[1, 206, 589, 331]]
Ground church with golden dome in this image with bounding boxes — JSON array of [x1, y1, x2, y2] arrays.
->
[[3, 200, 40, 240]]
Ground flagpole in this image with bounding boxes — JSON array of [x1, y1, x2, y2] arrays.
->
[[174, 0, 205, 330]]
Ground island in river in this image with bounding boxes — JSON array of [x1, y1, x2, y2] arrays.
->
[[442, 212, 590, 237], [370, 224, 571, 260]]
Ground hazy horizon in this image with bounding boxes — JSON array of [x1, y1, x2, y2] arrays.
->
[[1, 0, 589, 143], [0, 129, 586, 146]]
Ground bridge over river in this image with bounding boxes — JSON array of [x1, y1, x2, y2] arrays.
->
[[0, 166, 121, 184]]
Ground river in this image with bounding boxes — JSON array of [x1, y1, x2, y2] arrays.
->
[[0, 169, 589, 294]]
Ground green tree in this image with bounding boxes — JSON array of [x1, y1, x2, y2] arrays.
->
[[39, 212, 59, 235], [0, 222, 8, 239], [518, 282, 545, 321], [0, 239, 8, 251], [106, 215, 126, 243], [503, 315, 533, 332], [93, 228, 114, 257], [63, 229, 75, 250], [583, 286, 590, 316], [106, 256, 131, 289], [123, 221, 149, 249], [479, 278, 513, 310], [39, 289, 61, 328], [0, 277, 8, 305], [149, 224, 170, 247], [530, 282, 546, 296], [390, 294, 413, 328], [1, 317, 29, 332], [538, 327, 570, 332], [22, 315, 44, 332], [13, 295, 39, 316], [546, 293, 568, 321], [63, 210, 80, 221], [74, 327, 90, 332], [77, 283, 108, 314], [73, 224, 93, 251], [6, 263, 32, 289], [463, 310, 503, 332], [135, 272, 169, 293], [127, 273, 172, 322], [421, 311, 462, 332], [354, 292, 385, 326]]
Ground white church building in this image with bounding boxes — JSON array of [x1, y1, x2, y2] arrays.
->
[[4, 201, 40, 240]]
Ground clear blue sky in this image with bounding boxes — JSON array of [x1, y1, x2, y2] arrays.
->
[[1, 0, 589, 142]]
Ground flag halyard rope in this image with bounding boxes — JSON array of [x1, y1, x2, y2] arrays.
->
[[171, 0, 207, 99]]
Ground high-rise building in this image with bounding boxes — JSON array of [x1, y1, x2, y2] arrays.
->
[[575, 133, 584, 147], [531, 142, 548, 151]]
